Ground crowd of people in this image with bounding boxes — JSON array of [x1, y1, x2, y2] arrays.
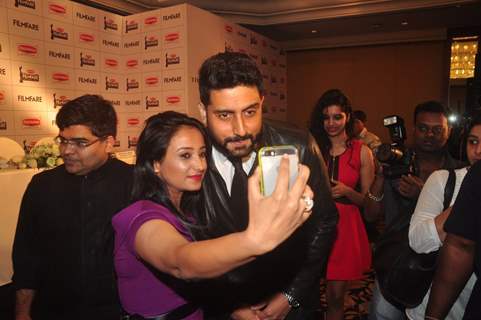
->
[[7, 51, 481, 320]]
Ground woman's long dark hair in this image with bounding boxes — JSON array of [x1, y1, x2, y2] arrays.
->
[[460, 110, 481, 162], [131, 111, 210, 221], [308, 89, 355, 162]]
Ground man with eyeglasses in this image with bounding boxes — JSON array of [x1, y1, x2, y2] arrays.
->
[[12, 95, 133, 320], [367, 100, 464, 320]]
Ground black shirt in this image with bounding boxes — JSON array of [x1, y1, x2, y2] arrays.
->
[[445, 160, 481, 320], [12, 158, 133, 320]]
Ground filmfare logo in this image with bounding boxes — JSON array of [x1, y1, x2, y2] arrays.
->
[[76, 12, 96, 23], [102, 39, 120, 49], [104, 17, 118, 31], [48, 50, 71, 61], [50, 24, 69, 41], [22, 118, 41, 128], [126, 78, 139, 91], [17, 44, 38, 56], [19, 66, 40, 83], [124, 40, 140, 49], [105, 76, 119, 90], [163, 76, 181, 84], [51, 72, 69, 82], [52, 93, 70, 108], [12, 19, 39, 32], [125, 20, 139, 33], [145, 96, 159, 110], [162, 12, 180, 22], [78, 76, 97, 84], [143, 57, 161, 66], [165, 95, 181, 105], [165, 53, 180, 67], [144, 36, 159, 50], [15, 0, 36, 9], [80, 52, 95, 67], [127, 136, 138, 148], [125, 98, 141, 106], [17, 94, 42, 102], [48, 3, 67, 15]]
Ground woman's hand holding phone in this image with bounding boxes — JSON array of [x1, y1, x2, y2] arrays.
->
[[244, 155, 313, 255]]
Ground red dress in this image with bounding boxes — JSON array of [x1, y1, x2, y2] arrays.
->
[[326, 139, 371, 280]]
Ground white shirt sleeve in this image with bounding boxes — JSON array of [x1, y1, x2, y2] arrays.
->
[[408, 170, 447, 253]]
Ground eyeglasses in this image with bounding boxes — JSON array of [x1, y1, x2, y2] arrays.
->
[[54, 136, 105, 149], [416, 124, 446, 136]]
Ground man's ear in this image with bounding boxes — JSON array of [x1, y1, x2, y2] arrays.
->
[[198, 103, 207, 125], [105, 135, 115, 153]]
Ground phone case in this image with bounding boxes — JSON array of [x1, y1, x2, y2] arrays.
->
[[258, 145, 299, 196]]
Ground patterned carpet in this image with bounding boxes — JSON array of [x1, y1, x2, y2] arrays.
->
[[319, 269, 376, 319]]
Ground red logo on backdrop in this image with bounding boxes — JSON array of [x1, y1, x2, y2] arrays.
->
[[145, 77, 159, 85], [17, 44, 38, 55], [127, 118, 140, 125], [22, 118, 41, 126], [52, 72, 69, 81], [79, 33, 95, 42], [166, 96, 180, 104], [105, 58, 118, 67], [164, 33, 179, 42], [48, 3, 66, 14], [126, 59, 138, 67], [144, 16, 157, 25], [225, 25, 233, 33], [0, 92, 4, 102]]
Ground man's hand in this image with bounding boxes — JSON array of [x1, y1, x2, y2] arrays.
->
[[231, 306, 260, 320], [398, 174, 424, 199], [253, 293, 291, 320]]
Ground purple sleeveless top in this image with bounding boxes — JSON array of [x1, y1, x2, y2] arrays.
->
[[112, 200, 202, 319]]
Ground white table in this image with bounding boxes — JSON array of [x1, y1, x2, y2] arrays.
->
[[0, 169, 39, 286]]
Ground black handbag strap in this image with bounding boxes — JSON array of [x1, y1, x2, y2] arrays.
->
[[443, 168, 456, 211]]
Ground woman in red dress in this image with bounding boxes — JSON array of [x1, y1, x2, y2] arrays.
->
[[309, 89, 375, 320]]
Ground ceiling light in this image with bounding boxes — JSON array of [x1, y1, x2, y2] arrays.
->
[[311, 30, 317, 34], [401, 21, 408, 26]]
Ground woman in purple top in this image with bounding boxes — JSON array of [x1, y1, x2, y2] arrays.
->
[[113, 111, 314, 320]]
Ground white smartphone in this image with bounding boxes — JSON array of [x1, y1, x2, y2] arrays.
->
[[258, 145, 299, 196]]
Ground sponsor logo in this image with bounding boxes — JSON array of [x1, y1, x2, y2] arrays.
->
[[162, 12, 180, 21], [123, 40, 140, 49], [126, 78, 139, 91], [48, 50, 71, 60], [125, 20, 139, 33], [19, 66, 40, 83], [0, 91, 4, 103], [52, 93, 69, 108], [48, 3, 66, 14], [144, 36, 159, 50], [127, 136, 138, 148], [144, 76, 158, 86], [127, 118, 139, 125], [126, 59, 138, 68], [78, 76, 97, 84], [76, 12, 95, 22], [165, 53, 180, 67], [144, 16, 158, 25], [163, 76, 181, 84], [166, 96, 181, 104], [105, 76, 119, 90], [102, 39, 120, 48], [0, 118, 6, 130], [12, 19, 39, 31], [50, 24, 69, 40], [250, 35, 257, 45], [51, 72, 69, 82], [80, 52, 95, 67], [104, 58, 118, 67], [22, 118, 41, 127], [104, 17, 118, 31], [164, 33, 179, 42], [79, 33, 95, 42], [125, 98, 141, 106], [224, 25, 233, 33], [143, 57, 160, 65], [17, 44, 38, 56], [15, 0, 35, 9], [237, 31, 247, 38], [17, 94, 42, 102], [0, 68, 7, 75], [145, 96, 159, 109]]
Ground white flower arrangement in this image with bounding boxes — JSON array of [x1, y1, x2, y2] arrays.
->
[[0, 143, 63, 170]]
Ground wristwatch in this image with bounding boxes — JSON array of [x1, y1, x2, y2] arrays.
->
[[282, 291, 300, 308]]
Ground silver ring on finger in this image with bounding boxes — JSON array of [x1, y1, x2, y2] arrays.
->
[[302, 195, 314, 212]]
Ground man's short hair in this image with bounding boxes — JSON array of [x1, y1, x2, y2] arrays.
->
[[198, 52, 264, 106], [414, 100, 449, 124], [353, 110, 367, 123], [56, 94, 117, 138]]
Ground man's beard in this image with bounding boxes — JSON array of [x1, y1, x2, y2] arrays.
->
[[208, 129, 261, 160]]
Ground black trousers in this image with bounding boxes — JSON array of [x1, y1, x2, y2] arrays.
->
[[0, 283, 15, 320]]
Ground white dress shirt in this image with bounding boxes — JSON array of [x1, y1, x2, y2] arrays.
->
[[406, 167, 476, 320], [211, 146, 256, 195]]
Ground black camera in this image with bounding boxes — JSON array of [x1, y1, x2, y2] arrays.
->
[[376, 115, 415, 179]]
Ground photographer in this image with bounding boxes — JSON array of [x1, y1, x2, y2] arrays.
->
[[367, 101, 463, 320]]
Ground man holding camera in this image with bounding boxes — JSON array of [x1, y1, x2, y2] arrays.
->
[[367, 101, 463, 320]]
